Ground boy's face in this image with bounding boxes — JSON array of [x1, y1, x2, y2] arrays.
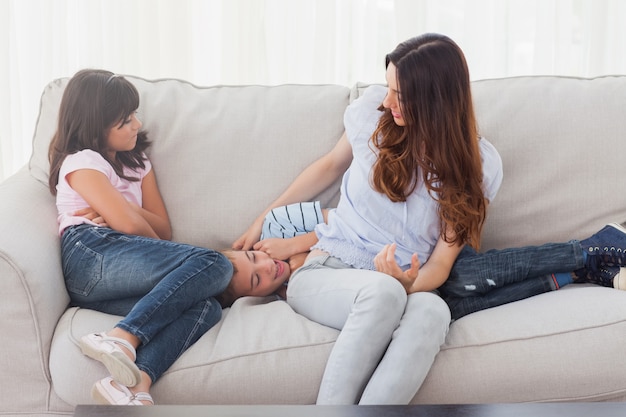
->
[[229, 250, 291, 297]]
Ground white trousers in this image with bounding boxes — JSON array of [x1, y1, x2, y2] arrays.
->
[[286, 254, 451, 404]]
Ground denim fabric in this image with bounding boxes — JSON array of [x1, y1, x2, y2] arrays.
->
[[287, 254, 449, 404], [61, 224, 233, 382], [439, 241, 584, 320]]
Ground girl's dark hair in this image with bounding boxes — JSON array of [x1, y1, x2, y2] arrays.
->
[[370, 33, 486, 249], [48, 69, 151, 195]]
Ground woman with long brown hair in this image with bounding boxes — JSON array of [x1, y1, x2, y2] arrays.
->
[[234, 33, 626, 404]]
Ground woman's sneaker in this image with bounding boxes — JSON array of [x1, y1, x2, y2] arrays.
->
[[580, 223, 626, 270]]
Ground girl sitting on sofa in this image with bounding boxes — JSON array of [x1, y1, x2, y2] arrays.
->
[[233, 33, 626, 405], [48, 69, 233, 406]]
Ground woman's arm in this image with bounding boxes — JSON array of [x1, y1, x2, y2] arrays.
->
[[233, 133, 352, 250], [66, 169, 160, 239], [409, 237, 464, 292], [374, 237, 464, 293]]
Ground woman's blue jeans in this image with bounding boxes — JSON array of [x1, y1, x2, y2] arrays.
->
[[61, 224, 233, 382], [439, 241, 584, 320]]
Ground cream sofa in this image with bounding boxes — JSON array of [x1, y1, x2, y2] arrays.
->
[[2, 74, 626, 417]]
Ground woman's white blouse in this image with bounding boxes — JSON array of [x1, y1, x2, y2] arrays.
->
[[313, 85, 503, 270]]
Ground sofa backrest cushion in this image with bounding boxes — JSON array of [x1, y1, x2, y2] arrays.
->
[[30, 74, 626, 253], [351, 76, 626, 251], [30, 77, 350, 249], [471, 75, 626, 250]]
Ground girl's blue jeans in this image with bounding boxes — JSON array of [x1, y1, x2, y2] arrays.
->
[[439, 241, 584, 320], [61, 224, 233, 383]]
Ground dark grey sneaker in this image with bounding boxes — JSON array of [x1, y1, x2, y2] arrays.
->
[[573, 265, 621, 287], [580, 223, 626, 270]]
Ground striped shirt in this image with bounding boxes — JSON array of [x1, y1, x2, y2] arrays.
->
[[261, 201, 324, 239]]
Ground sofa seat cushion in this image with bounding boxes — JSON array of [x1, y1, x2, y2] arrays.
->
[[414, 285, 626, 403], [50, 297, 338, 405], [51, 285, 626, 406], [50, 285, 626, 405]]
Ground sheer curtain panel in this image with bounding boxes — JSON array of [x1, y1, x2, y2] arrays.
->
[[2, 0, 625, 181]]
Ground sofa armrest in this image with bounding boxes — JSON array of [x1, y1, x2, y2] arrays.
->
[[0, 168, 70, 411]]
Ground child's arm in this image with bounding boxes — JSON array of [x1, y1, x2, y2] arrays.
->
[[66, 169, 160, 239], [70, 170, 171, 240], [73, 206, 108, 227], [253, 232, 319, 261], [287, 252, 309, 272], [135, 170, 172, 240], [253, 206, 330, 261]]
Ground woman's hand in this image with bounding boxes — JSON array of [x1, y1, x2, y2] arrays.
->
[[374, 243, 420, 293], [73, 207, 108, 227]]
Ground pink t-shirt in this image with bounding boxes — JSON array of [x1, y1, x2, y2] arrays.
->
[[55, 149, 152, 236]]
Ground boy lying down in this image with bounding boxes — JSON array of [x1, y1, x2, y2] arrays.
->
[[219, 201, 328, 307]]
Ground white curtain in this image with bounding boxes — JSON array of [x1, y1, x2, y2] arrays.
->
[[2, 0, 625, 182]]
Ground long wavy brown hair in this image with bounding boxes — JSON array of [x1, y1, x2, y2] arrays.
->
[[48, 69, 150, 195], [370, 33, 486, 249]]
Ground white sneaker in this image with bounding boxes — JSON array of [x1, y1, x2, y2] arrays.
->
[[80, 332, 141, 387], [92, 376, 153, 405], [614, 267, 626, 290]]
